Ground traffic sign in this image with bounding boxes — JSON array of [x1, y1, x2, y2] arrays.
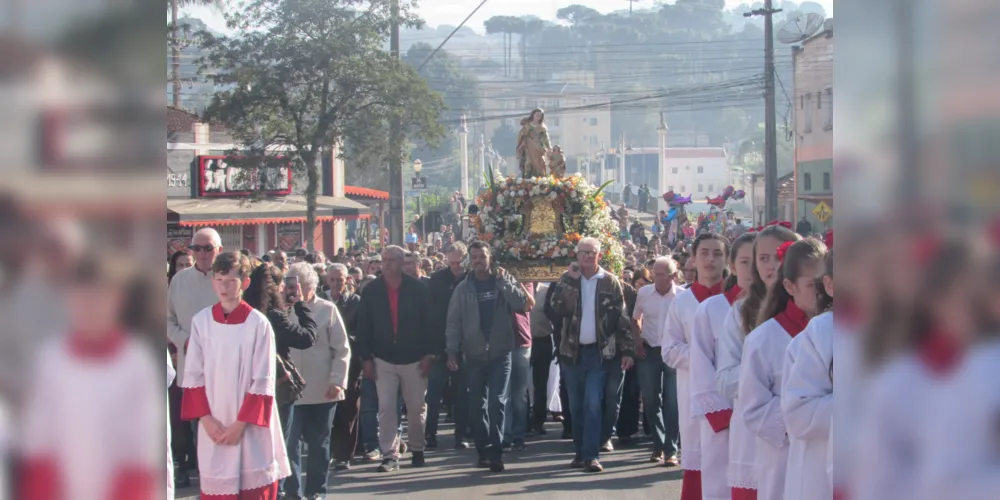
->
[[812, 201, 832, 223], [411, 176, 427, 190]]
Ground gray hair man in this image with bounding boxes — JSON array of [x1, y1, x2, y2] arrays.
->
[[444, 241, 528, 472], [168, 227, 224, 387], [424, 241, 472, 449], [548, 237, 635, 472], [324, 262, 365, 469], [355, 245, 438, 472], [630, 256, 682, 465], [282, 262, 351, 497]]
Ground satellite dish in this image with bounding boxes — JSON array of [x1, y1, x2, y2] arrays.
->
[[777, 13, 825, 44]]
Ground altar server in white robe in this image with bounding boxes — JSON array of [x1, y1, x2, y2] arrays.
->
[[854, 239, 977, 500], [19, 254, 163, 500], [739, 238, 826, 500], [662, 233, 728, 500], [689, 233, 755, 500], [716, 225, 800, 500], [181, 252, 291, 499], [168, 351, 176, 500], [781, 249, 834, 500]]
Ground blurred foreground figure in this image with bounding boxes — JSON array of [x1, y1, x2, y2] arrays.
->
[[17, 254, 163, 500]]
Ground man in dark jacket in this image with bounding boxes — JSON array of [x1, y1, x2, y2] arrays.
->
[[356, 245, 437, 473], [327, 263, 365, 470], [425, 242, 471, 449]]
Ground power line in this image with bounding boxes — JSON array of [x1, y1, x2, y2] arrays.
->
[[416, 0, 490, 72]]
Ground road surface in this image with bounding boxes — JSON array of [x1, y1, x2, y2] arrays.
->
[[177, 420, 683, 499]]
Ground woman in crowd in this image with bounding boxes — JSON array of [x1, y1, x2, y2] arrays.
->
[[168, 250, 194, 285]]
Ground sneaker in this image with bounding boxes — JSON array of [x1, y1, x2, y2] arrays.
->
[[378, 458, 399, 472], [664, 455, 680, 467], [398, 442, 408, 455], [533, 424, 548, 436], [476, 453, 491, 468], [489, 453, 505, 473], [455, 438, 471, 450], [332, 459, 351, 470], [364, 449, 382, 461], [586, 459, 604, 473], [569, 456, 586, 469], [649, 451, 665, 464], [425, 435, 438, 449], [511, 440, 527, 452], [600, 439, 614, 452], [411, 451, 426, 467]]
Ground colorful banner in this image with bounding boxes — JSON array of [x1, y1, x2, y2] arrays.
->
[[276, 223, 303, 251]]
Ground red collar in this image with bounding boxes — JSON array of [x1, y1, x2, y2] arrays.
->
[[690, 280, 724, 303], [211, 301, 253, 325], [723, 284, 743, 305], [774, 299, 810, 337], [68, 330, 126, 360], [918, 329, 963, 376]]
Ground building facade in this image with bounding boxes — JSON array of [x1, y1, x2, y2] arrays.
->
[[793, 19, 834, 229]]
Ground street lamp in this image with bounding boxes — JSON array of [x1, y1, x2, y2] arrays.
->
[[413, 159, 424, 241]]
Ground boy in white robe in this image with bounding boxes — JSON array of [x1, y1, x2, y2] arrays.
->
[[180, 252, 291, 499]]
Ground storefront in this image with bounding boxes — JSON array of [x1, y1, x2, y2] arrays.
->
[[166, 153, 369, 257]]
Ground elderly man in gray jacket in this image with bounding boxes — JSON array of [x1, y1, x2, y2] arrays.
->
[[445, 240, 530, 473]]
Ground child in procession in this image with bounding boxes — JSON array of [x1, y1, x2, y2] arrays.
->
[[781, 249, 834, 500], [689, 233, 756, 500], [738, 238, 826, 500], [662, 232, 729, 500], [716, 225, 800, 500], [180, 251, 291, 499]]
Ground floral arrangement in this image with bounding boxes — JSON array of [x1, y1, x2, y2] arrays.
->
[[473, 171, 625, 274]]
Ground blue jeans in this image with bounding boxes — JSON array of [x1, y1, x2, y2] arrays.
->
[[503, 346, 532, 443], [636, 346, 680, 456], [284, 402, 337, 497], [467, 352, 512, 454], [562, 344, 608, 461], [602, 357, 626, 442], [360, 378, 403, 453], [278, 402, 294, 439]]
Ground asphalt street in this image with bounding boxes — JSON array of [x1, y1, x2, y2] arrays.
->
[[176, 420, 683, 499]]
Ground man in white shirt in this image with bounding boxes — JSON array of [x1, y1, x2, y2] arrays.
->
[[631, 256, 682, 465]]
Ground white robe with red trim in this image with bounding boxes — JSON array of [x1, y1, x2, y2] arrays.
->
[[662, 288, 703, 472], [716, 299, 757, 491], [181, 303, 290, 496], [690, 294, 737, 500], [738, 318, 795, 500], [19, 335, 163, 500], [781, 312, 833, 500]]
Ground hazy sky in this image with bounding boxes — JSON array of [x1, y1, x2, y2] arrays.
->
[[184, 0, 834, 35]]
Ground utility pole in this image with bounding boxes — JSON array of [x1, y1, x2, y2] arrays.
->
[[745, 0, 782, 222], [170, 0, 181, 108], [388, 0, 404, 246]]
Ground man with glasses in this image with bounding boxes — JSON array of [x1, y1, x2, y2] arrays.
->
[[167, 227, 225, 484]]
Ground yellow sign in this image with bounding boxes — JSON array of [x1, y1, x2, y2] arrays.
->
[[812, 201, 832, 223]]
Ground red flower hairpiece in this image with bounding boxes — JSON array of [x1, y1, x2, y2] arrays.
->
[[824, 229, 833, 249], [776, 241, 795, 263], [766, 220, 793, 230]]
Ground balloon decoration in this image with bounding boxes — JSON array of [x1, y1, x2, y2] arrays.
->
[[662, 191, 693, 207], [706, 185, 747, 208], [662, 207, 679, 223]]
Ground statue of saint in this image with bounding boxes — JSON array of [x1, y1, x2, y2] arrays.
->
[[548, 145, 566, 178], [516, 108, 550, 178]]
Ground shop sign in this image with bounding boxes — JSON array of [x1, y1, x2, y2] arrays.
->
[[198, 155, 293, 197], [167, 225, 193, 258], [276, 223, 303, 251]]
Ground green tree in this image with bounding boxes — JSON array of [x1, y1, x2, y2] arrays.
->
[[199, 0, 446, 250]]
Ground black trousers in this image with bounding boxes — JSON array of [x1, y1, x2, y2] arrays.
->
[[530, 336, 554, 428], [168, 382, 196, 470], [616, 366, 642, 438], [331, 358, 362, 462]]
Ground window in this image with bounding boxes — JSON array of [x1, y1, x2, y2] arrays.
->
[[668, 185, 674, 192], [804, 94, 813, 133], [530, 100, 538, 108], [681, 185, 686, 192], [686, 165, 691, 170], [582, 135, 587, 142], [672, 167, 678, 174], [551, 118, 560, 127], [823, 172, 831, 190], [804, 173, 812, 191], [697, 166, 704, 173], [589, 118, 598, 126], [817, 91, 822, 109], [824, 89, 833, 130], [553, 99, 561, 109], [503, 118, 514, 127], [550, 134, 561, 145], [698, 184, 704, 193], [590, 135, 598, 145], [707, 184, 713, 193]]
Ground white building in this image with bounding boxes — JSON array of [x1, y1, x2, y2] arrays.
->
[[657, 147, 730, 212]]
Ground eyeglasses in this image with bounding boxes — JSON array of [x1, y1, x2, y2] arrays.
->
[[189, 244, 217, 253], [579, 249, 598, 256]]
